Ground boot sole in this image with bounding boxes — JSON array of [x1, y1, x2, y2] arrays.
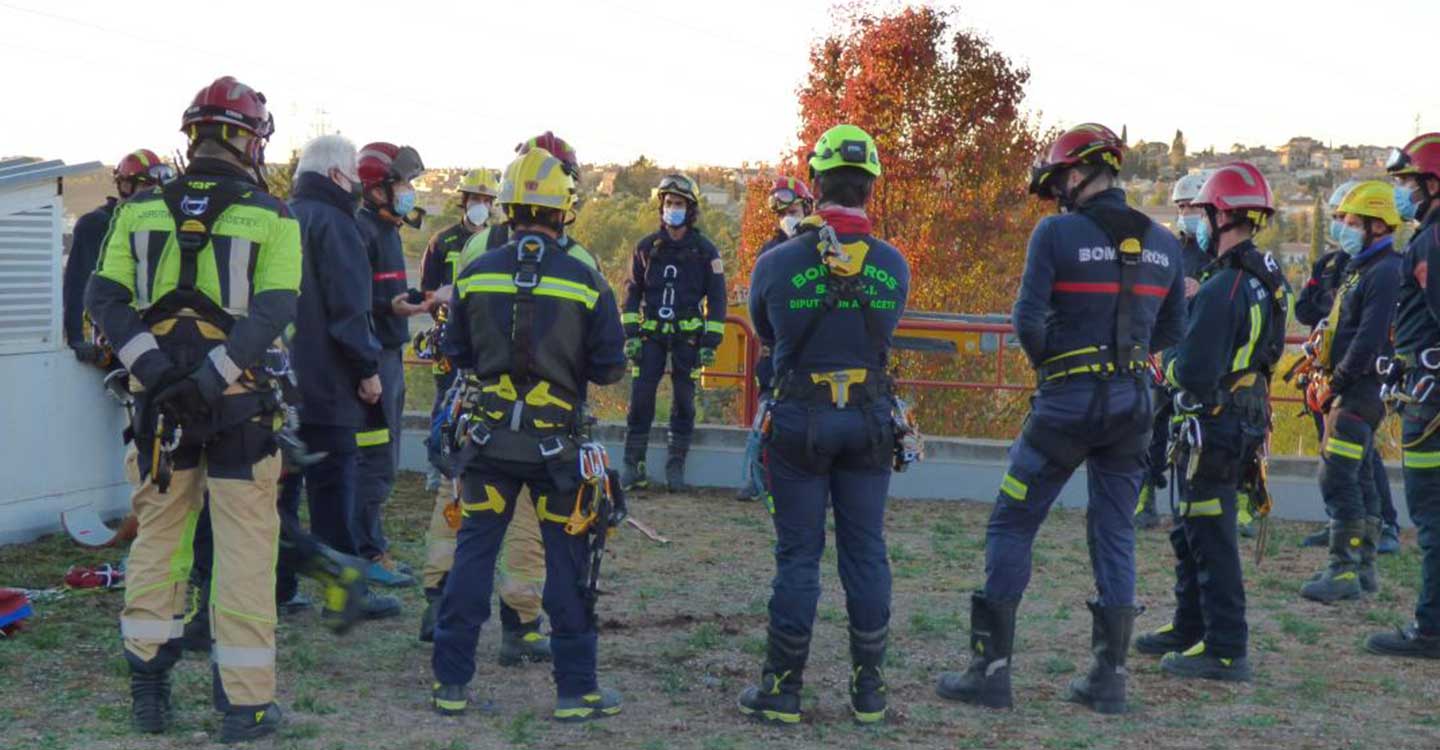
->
[[935, 684, 1011, 709], [1160, 663, 1252, 682], [1064, 692, 1126, 715], [851, 706, 887, 724], [1135, 639, 1198, 657], [219, 724, 279, 744], [738, 703, 802, 725], [553, 706, 621, 723], [1364, 643, 1440, 659]]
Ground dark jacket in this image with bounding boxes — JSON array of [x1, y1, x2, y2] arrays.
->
[[622, 227, 728, 347], [1012, 188, 1187, 369], [1395, 212, 1440, 361], [1165, 241, 1292, 404], [357, 206, 411, 349], [1295, 249, 1349, 328], [749, 224, 910, 379], [419, 221, 473, 292], [288, 172, 383, 428], [64, 197, 117, 345], [444, 232, 626, 399], [758, 229, 789, 257], [1325, 239, 1401, 399], [1179, 235, 1210, 281]]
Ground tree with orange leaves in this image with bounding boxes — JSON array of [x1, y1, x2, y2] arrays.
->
[[736, 4, 1048, 316]]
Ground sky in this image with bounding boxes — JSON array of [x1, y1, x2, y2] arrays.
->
[[4, 0, 1438, 170]]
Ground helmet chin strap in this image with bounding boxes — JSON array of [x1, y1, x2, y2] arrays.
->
[[1057, 168, 1101, 213]]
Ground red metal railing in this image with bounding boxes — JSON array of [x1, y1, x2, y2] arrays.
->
[[410, 315, 1313, 428]]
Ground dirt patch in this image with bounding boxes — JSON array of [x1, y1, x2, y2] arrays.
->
[[3, 474, 1439, 750]]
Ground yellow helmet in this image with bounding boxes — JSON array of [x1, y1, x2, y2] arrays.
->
[[458, 167, 501, 198], [1338, 180, 1401, 229], [498, 148, 575, 213]]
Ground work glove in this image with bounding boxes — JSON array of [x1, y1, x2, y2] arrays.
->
[[701, 331, 724, 349], [699, 347, 717, 367], [152, 363, 226, 427], [71, 342, 103, 366], [624, 337, 643, 361]]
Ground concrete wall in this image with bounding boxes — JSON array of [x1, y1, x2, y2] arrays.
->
[[398, 413, 1392, 525]]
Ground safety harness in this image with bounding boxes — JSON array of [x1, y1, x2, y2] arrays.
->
[[640, 237, 705, 342]]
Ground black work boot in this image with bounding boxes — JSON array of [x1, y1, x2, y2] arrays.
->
[[1134, 621, 1201, 656], [665, 432, 691, 493], [1366, 625, 1440, 659], [1160, 642, 1252, 682], [738, 627, 810, 724], [849, 625, 888, 724], [1359, 516, 1381, 594], [1064, 600, 1137, 715], [300, 543, 369, 635], [1300, 520, 1365, 603], [419, 587, 441, 643], [130, 670, 172, 734], [499, 617, 553, 666], [219, 703, 282, 744], [936, 592, 1017, 709], [622, 432, 650, 491]]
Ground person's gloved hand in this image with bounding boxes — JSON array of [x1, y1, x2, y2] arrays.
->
[[152, 363, 225, 425], [701, 331, 724, 349], [71, 342, 103, 365], [699, 347, 717, 366], [624, 338, 643, 361]]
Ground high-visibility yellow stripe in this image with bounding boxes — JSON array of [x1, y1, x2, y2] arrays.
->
[[1181, 498, 1223, 517], [356, 429, 390, 447], [1231, 301, 1263, 372], [705, 320, 727, 334], [1000, 472, 1027, 501], [1325, 438, 1364, 460], [1404, 450, 1440, 469], [1042, 346, 1100, 365], [620, 312, 640, 324]]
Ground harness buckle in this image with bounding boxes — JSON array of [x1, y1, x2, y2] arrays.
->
[[539, 436, 566, 458], [513, 269, 539, 288], [662, 264, 679, 280], [1422, 347, 1440, 372], [657, 306, 675, 320]]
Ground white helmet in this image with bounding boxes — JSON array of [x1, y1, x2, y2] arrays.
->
[[1327, 179, 1361, 211], [1171, 169, 1215, 205]]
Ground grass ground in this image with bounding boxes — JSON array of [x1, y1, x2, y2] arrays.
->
[[3, 473, 1438, 750]]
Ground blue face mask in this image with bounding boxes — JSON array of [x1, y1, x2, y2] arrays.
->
[[662, 207, 687, 227], [1195, 218, 1213, 254], [1329, 219, 1345, 244], [1337, 223, 1366, 256], [1177, 214, 1201, 239], [1396, 185, 1419, 222], [392, 189, 416, 216]]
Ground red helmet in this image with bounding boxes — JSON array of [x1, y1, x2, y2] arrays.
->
[[1028, 123, 1125, 198], [357, 142, 426, 190], [768, 177, 814, 213], [1191, 161, 1274, 218], [517, 131, 579, 178], [114, 149, 175, 185], [1387, 133, 1440, 181], [180, 76, 273, 140]]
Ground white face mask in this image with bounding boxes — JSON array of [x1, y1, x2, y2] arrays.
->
[[780, 215, 801, 237], [465, 202, 490, 227]]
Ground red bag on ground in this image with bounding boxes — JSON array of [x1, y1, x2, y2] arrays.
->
[[0, 588, 33, 636]]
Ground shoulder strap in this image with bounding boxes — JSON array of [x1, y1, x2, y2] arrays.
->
[[509, 235, 548, 384], [777, 224, 886, 386], [1077, 203, 1153, 371], [1232, 247, 1290, 373], [151, 175, 249, 328]]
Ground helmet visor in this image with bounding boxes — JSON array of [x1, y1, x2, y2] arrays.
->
[[146, 164, 177, 186], [1386, 147, 1412, 174], [390, 146, 425, 182], [768, 187, 798, 211], [658, 175, 694, 194]]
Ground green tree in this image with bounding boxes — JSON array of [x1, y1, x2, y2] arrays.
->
[[1169, 130, 1187, 174], [265, 150, 299, 200], [1309, 193, 1325, 263], [611, 156, 663, 199]]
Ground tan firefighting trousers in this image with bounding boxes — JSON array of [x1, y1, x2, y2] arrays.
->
[[121, 444, 281, 707], [422, 479, 545, 621]]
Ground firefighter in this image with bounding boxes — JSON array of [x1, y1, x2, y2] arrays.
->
[[86, 75, 299, 743], [429, 146, 627, 721], [1136, 169, 1213, 530], [936, 123, 1186, 714], [1367, 133, 1440, 658], [620, 174, 727, 492], [354, 142, 432, 588], [65, 149, 175, 364], [1298, 181, 1402, 603], [736, 176, 816, 503], [735, 125, 909, 725], [1135, 162, 1291, 682]]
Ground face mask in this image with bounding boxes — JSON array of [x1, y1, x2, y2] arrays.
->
[[1337, 224, 1366, 256], [1177, 214, 1201, 238], [1396, 185, 1419, 222], [392, 188, 417, 217], [1329, 219, 1345, 244], [465, 203, 490, 227], [779, 215, 801, 237], [662, 207, 687, 227], [1195, 218, 1213, 254]]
